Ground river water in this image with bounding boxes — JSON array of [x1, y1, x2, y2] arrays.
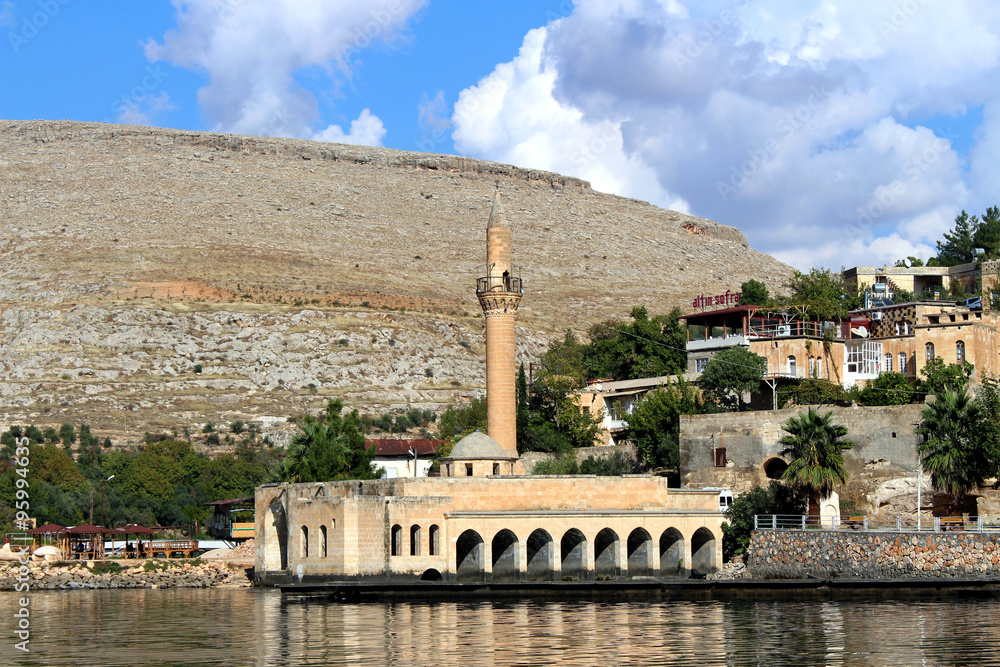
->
[[5, 588, 1000, 665]]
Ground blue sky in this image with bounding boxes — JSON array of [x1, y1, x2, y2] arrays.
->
[[1, 1, 998, 271]]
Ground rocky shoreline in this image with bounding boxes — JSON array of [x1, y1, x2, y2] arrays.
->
[[0, 559, 253, 591]]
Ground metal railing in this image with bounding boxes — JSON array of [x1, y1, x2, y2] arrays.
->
[[476, 274, 524, 295], [754, 514, 1000, 533]]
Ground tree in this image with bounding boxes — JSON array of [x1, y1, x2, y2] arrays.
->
[[784, 268, 859, 320], [916, 387, 997, 511], [282, 400, 379, 483], [785, 379, 849, 406], [520, 374, 602, 453], [59, 423, 76, 447], [626, 382, 704, 470], [974, 206, 1000, 258], [936, 210, 979, 266], [722, 482, 805, 561], [739, 279, 769, 306], [538, 332, 588, 386], [584, 306, 687, 381], [857, 372, 913, 406], [699, 347, 767, 411], [438, 397, 487, 440], [920, 358, 974, 395], [778, 408, 853, 517]]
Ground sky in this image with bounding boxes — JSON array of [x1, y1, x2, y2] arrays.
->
[[1, 0, 998, 271]]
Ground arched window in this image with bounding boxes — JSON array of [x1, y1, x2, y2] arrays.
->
[[320, 525, 328, 558], [957, 340, 966, 362], [926, 342, 935, 362], [809, 357, 815, 377], [391, 524, 402, 557], [301, 525, 309, 559], [816, 357, 823, 378], [899, 352, 908, 374], [884, 353, 892, 373], [410, 524, 421, 556], [787, 355, 797, 377], [429, 525, 440, 556]]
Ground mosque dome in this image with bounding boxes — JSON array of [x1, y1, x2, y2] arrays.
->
[[447, 430, 512, 460]]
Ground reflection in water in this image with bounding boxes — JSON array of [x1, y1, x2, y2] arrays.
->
[[5, 589, 1000, 666]]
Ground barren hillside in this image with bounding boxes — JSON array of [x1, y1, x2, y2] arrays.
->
[[0, 120, 792, 441]]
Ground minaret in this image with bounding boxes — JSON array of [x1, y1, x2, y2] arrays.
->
[[476, 189, 523, 458]]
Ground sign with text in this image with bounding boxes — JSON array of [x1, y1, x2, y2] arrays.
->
[[692, 290, 740, 310]]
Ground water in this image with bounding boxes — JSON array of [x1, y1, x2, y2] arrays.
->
[[5, 589, 1000, 665]]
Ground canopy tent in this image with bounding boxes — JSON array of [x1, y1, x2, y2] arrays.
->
[[26, 523, 64, 547], [59, 524, 111, 560], [115, 524, 159, 558]]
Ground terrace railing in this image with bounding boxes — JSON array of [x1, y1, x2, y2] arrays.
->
[[754, 514, 1000, 533]]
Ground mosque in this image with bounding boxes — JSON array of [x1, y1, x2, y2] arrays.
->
[[254, 192, 724, 586]]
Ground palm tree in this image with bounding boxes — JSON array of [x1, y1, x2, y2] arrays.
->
[[778, 408, 853, 517], [917, 386, 989, 513]]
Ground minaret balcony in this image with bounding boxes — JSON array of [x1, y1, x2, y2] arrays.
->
[[476, 265, 524, 296]]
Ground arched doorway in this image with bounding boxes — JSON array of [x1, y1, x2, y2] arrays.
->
[[691, 527, 717, 576], [659, 528, 683, 577], [526, 529, 554, 582], [626, 528, 653, 578], [264, 496, 288, 571], [491, 529, 520, 583], [456, 529, 485, 583], [594, 528, 620, 580], [560, 528, 588, 581], [763, 457, 788, 480]]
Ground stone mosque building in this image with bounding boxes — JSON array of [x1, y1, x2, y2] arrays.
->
[[254, 192, 724, 586]]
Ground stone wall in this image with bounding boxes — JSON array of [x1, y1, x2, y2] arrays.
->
[[748, 530, 1000, 579]]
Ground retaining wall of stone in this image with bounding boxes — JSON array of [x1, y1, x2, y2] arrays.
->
[[748, 530, 1000, 579]]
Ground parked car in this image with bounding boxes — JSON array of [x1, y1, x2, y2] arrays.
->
[[961, 296, 983, 310]]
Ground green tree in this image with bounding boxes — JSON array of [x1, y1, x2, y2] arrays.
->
[[282, 400, 379, 483], [538, 331, 589, 386], [585, 306, 687, 381], [739, 279, 769, 306], [920, 358, 974, 395], [722, 482, 805, 561], [778, 408, 853, 516], [438, 397, 488, 440], [916, 387, 997, 512], [699, 347, 767, 411], [59, 423, 76, 447], [626, 382, 704, 470], [786, 379, 850, 406], [936, 210, 979, 266], [857, 372, 913, 406], [974, 206, 1000, 258], [785, 268, 861, 319]]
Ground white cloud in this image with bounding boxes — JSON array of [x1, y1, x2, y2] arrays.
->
[[114, 91, 175, 127], [312, 108, 386, 146], [146, 0, 427, 143], [451, 0, 1000, 270]]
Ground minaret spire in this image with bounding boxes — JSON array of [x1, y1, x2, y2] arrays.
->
[[477, 187, 523, 459]]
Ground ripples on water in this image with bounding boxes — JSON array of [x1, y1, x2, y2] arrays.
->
[[5, 589, 1000, 666]]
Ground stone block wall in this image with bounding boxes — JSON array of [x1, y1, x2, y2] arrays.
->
[[748, 530, 1000, 579]]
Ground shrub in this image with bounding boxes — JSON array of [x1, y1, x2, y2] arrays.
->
[[193, 364, 203, 374]]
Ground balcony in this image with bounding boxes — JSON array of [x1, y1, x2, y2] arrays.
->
[[687, 334, 747, 351], [476, 265, 524, 295]]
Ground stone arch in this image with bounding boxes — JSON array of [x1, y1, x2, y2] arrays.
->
[[456, 529, 485, 583], [391, 524, 402, 557], [659, 528, 684, 577], [263, 496, 288, 571], [429, 524, 440, 556], [691, 527, 717, 576], [300, 525, 309, 559], [491, 529, 520, 583], [763, 457, 788, 480], [320, 525, 327, 558], [594, 528, 620, 580], [526, 528, 555, 582], [410, 524, 421, 556], [560, 528, 588, 581], [626, 528, 653, 578], [420, 568, 443, 581]]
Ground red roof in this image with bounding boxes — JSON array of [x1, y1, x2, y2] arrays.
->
[[65, 523, 107, 534], [27, 523, 64, 535], [117, 524, 157, 534], [368, 439, 442, 457]]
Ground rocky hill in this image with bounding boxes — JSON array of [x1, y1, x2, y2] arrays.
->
[[0, 120, 793, 442]]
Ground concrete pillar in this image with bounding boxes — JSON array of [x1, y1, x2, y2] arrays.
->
[[482, 539, 493, 579], [645, 535, 658, 575], [518, 538, 528, 583], [615, 536, 628, 578], [584, 536, 596, 581], [681, 537, 693, 579]]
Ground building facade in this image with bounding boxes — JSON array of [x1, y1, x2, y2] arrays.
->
[[255, 475, 723, 585]]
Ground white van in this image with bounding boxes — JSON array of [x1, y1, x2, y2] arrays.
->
[[702, 487, 735, 513]]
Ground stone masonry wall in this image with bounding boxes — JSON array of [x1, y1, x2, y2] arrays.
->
[[747, 530, 1000, 579]]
